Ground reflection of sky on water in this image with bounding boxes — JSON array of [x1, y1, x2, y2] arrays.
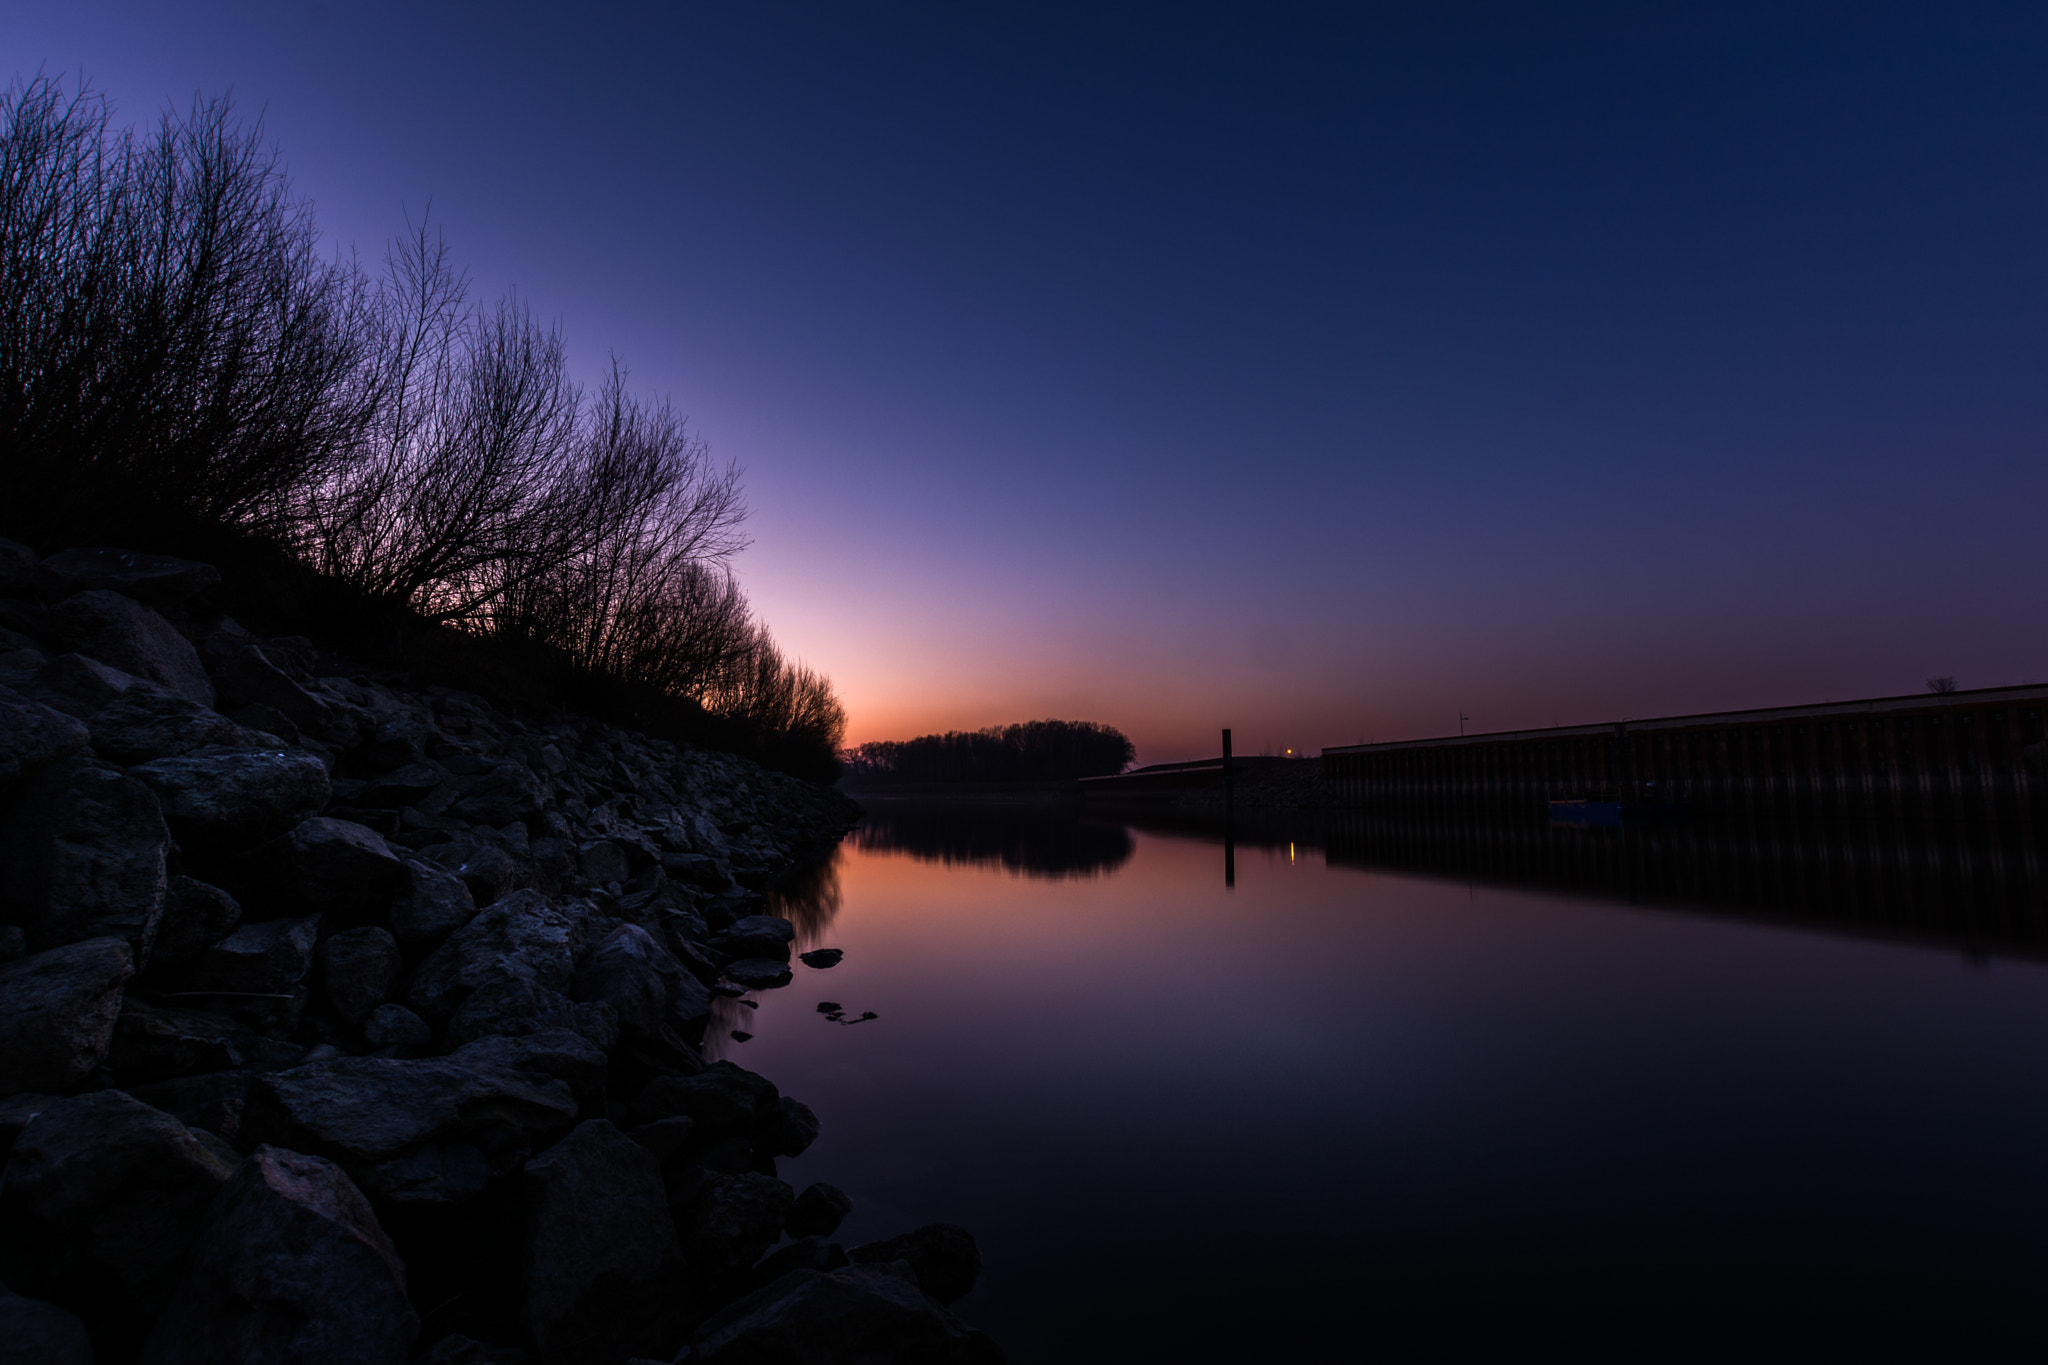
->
[[731, 809, 2048, 1359]]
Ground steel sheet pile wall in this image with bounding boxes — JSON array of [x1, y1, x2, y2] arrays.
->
[[1323, 686, 2048, 822]]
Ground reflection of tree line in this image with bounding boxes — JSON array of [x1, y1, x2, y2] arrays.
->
[[850, 800, 1136, 879], [1323, 809, 2048, 953]]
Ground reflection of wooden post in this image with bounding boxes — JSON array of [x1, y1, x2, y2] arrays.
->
[[1223, 728, 1236, 889]]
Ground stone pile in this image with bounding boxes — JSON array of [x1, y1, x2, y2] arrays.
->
[[0, 542, 1000, 1364]]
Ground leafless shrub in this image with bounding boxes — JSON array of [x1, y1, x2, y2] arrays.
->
[[0, 74, 371, 545], [1927, 675, 1959, 694]]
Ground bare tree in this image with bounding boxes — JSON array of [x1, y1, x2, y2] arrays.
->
[[1927, 675, 1959, 694], [0, 74, 371, 545]]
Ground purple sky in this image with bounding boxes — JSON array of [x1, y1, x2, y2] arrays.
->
[[12, 2, 2048, 762]]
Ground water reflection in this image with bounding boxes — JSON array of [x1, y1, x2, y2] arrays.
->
[[850, 797, 1135, 879], [1322, 809, 2048, 954]]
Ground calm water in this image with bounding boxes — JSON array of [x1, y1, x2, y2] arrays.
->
[[717, 801, 2048, 1360]]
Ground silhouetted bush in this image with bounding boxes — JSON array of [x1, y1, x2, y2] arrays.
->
[[844, 720, 1135, 787], [0, 74, 844, 777], [0, 75, 371, 548]]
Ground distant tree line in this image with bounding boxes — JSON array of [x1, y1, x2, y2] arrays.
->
[[0, 75, 844, 775], [842, 720, 1136, 787]]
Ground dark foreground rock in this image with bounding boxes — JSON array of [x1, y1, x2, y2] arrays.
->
[[143, 1145, 418, 1365], [0, 540, 996, 1364]]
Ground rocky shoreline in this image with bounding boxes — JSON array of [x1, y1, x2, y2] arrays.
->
[[0, 542, 1001, 1364]]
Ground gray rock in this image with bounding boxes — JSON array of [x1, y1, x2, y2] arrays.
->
[[361, 1003, 433, 1049], [741, 1236, 851, 1295], [787, 1182, 853, 1239], [404, 890, 592, 1027], [453, 1028, 607, 1113], [49, 588, 213, 706], [359, 762, 443, 807], [681, 1171, 795, 1272], [25, 653, 270, 764], [355, 714, 437, 772], [0, 758, 167, 958], [38, 547, 220, 610], [224, 817, 403, 924], [3, 1090, 236, 1313], [763, 1096, 821, 1158], [690, 1264, 1001, 1364], [0, 925, 20, 965], [635, 1061, 779, 1137], [245, 1055, 578, 1200], [0, 684, 88, 796], [208, 644, 336, 735], [626, 1115, 695, 1164], [575, 923, 711, 1038], [444, 976, 582, 1047], [720, 915, 795, 961], [180, 914, 321, 998], [421, 838, 526, 905], [141, 1145, 418, 1365], [320, 926, 402, 1026], [143, 876, 243, 983], [0, 937, 133, 1096], [663, 851, 737, 892], [107, 998, 300, 1082], [520, 1120, 686, 1364], [125, 1072, 258, 1144], [130, 747, 331, 849], [798, 948, 844, 969], [0, 1288, 92, 1365], [849, 1224, 985, 1305], [576, 839, 631, 886], [723, 959, 793, 991], [450, 762, 547, 827], [388, 857, 478, 948]]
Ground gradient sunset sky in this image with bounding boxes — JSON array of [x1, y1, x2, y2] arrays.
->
[[11, 2, 2048, 762]]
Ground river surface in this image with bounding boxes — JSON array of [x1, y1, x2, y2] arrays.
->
[[713, 800, 2048, 1360]]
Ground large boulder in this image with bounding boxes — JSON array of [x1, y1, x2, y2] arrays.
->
[[244, 1055, 578, 1203], [716, 915, 795, 962], [320, 926, 402, 1027], [222, 817, 403, 924], [207, 644, 337, 736], [452, 1028, 608, 1114], [38, 547, 220, 611], [129, 747, 331, 849], [0, 758, 168, 958], [141, 1145, 418, 1365], [387, 858, 478, 948], [849, 1224, 984, 1305], [23, 654, 268, 765], [690, 1264, 1003, 1364], [634, 1061, 780, 1136], [178, 914, 321, 997], [0, 684, 88, 796], [1, 1090, 235, 1313], [575, 923, 711, 1037], [125, 1072, 259, 1145], [48, 588, 213, 707], [0, 1288, 92, 1365], [0, 937, 133, 1096], [449, 762, 548, 827], [786, 1182, 853, 1239], [106, 998, 301, 1083], [404, 890, 593, 1027], [520, 1120, 686, 1364], [681, 1172, 796, 1273], [142, 876, 242, 983]]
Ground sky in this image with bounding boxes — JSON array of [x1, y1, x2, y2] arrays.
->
[[9, 1, 2048, 762]]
